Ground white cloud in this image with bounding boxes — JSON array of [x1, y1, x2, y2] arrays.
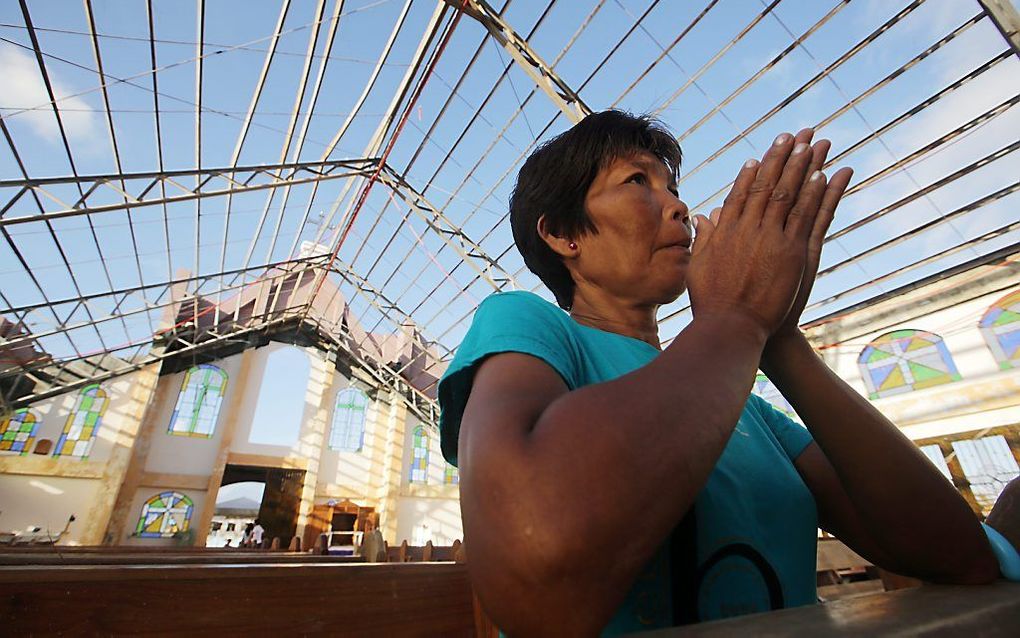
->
[[0, 44, 98, 147]]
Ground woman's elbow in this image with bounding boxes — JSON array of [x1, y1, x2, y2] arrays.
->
[[467, 534, 612, 636], [920, 550, 1000, 586], [946, 556, 1000, 585]]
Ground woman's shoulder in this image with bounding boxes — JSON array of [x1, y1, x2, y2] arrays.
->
[[477, 289, 567, 315], [472, 290, 574, 331]]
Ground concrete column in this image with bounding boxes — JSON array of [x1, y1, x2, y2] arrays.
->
[[293, 351, 335, 542], [192, 348, 256, 546], [375, 390, 407, 544], [82, 361, 161, 545], [102, 359, 173, 544]]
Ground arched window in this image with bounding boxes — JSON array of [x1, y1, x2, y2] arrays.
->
[[979, 289, 1020, 370], [55, 384, 109, 458], [753, 373, 796, 418], [169, 364, 228, 437], [0, 408, 39, 455], [330, 388, 368, 452], [444, 464, 459, 485], [135, 491, 194, 538], [409, 425, 428, 484], [858, 330, 961, 400]]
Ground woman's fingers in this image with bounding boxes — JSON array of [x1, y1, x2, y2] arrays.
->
[[718, 158, 760, 225], [807, 167, 854, 245], [762, 140, 815, 229], [802, 139, 831, 191], [793, 127, 815, 148], [741, 133, 796, 223], [691, 214, 716, 255], [785, 169, 828, 240]]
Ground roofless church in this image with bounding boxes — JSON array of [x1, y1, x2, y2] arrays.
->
[[2, 0, 1020, 634], [1, 245, 461, 550]]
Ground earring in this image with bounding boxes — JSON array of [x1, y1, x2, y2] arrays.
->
[[568, 242, 577, 250]]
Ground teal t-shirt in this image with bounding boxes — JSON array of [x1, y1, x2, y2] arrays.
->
[[438, 291, 819, 634]]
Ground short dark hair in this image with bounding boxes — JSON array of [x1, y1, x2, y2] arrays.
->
[[509, 110, 681, 310]]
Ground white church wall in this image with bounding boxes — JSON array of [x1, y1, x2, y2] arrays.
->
[[822, 284, 1020, 438], [144, 351, 245, 476], [314, 370, 378, 498], [829, 285, 1019, 394], [394, 496, 463, 547], [15, 369, 145, 463], [0, 474, 101, 545]]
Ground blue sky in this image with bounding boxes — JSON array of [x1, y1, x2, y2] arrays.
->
[[1, 0, 1018, 368]]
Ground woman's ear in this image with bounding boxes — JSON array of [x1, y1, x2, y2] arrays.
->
[[537, 215, 579, 259]]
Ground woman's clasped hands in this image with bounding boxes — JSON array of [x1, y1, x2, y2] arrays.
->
[[686, 129, 854, 340]]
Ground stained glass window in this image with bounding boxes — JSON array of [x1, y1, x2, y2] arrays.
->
[[54, 384, 109, 458], [858, 330, 961, 400], [410, 425, 428, 484], [0, 408, 39, 455], [169, 364, 227, 437], [444, 464, 459, 485], [753, 374, 796, 419], [135, 491, 194, 538], [330, 388, 368, 452], [979, 289, 1020, 370]]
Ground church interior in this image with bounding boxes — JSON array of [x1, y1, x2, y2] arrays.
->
[[1, 0, 1019, 634]]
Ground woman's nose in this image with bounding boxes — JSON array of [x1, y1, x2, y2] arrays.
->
[[669, 200, 692, 237]]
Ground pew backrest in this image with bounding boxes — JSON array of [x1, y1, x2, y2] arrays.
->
[[1, 562, 476, 636]]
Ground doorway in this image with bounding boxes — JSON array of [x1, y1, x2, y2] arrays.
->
[[220, 464, 305, 546]]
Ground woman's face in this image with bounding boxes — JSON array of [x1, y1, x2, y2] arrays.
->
[[572, 150, 692, 306]]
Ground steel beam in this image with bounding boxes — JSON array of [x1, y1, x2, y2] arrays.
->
[[979, 0, 1020, 57], [444, 0, 591, 124], [376, 165, 517, 291], [0, 158, 380, 227], [3, 287, 440, 430]]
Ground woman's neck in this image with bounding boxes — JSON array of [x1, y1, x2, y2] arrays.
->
[[569, 289, 661, 349]]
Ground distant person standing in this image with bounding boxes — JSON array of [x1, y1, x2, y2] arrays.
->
[[241, 521, 255, 548], [251, 519, 265, 548]]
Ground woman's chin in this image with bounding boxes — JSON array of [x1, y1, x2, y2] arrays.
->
[[657, 281, 687, 304]]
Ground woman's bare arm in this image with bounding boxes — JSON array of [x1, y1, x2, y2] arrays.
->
[[763, 334, 999, 584], [458, 135, 833, 635]]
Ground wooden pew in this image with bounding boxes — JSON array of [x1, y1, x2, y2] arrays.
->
[[0, 551, 363, 566], [386, 541, 461, 563], [1, 562, 477, 636], [816, 538, 884, 600], [816, 538, 920, 600], [643, 582, 1020, 636]]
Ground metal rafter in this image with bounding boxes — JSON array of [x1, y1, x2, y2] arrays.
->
[[0, 158, 380, 227], [83, 0, 151, 338], [444, 0, 591, 123], [217, 0, 292, 309], [376, 164, 517, 291]]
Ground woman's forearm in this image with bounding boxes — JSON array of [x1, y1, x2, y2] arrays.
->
[[761, 332, 998, 582]]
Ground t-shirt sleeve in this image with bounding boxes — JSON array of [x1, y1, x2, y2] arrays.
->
[[748, 394, 814, 461], [437, 292, 581, 467]]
